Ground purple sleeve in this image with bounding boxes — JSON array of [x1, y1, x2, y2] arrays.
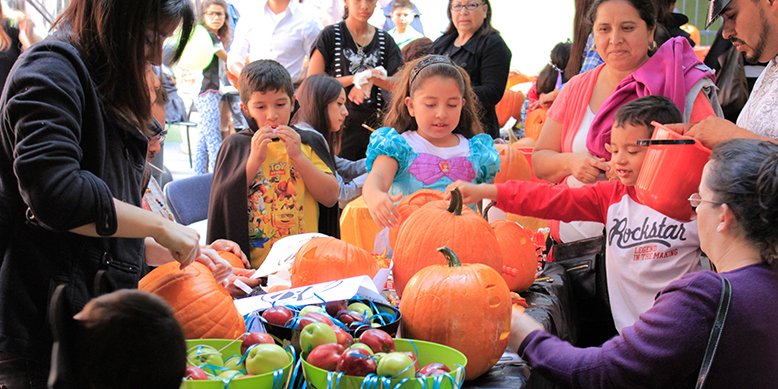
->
[[519, 271, 722, 388]]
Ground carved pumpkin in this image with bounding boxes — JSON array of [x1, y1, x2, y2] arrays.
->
[[492, 220, 539, 292], [494, 129, 534, 184], [388, 189, 445, 248], [139, 262, 245, 339], [290, 237, 378, 287], [400, 247, 511, 380], [392, 188, 502, 297]]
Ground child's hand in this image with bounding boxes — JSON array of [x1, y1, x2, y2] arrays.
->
[[445, 181, 497, 205], [275, 126, 303, 160], [249, 126, 276, 164], [208, 239, 249, 268], [195, 247, 234, 285], [568, 153, 609, 184], [226, 269, 261, 297], [365, 191, 402, 228]]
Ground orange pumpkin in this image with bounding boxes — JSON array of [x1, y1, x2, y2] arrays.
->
[[506, 71, 532, 88], [495, 88, 525, 128], [139, 262, 245, 339], [290, 237, 379, 287], [392, 188, 502, 297], [494, 129, 534, 184], [217, 250, 246, 268], [388, 188, 445, 248], [523, 107, 548, 141], [400, 247, 511, 380], [492, 220, 539, 292]]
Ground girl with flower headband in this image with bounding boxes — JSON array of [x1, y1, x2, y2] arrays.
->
[[363, 54, 499, 227]]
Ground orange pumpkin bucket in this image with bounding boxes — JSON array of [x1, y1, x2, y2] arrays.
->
[[634, 123, 711, 221]]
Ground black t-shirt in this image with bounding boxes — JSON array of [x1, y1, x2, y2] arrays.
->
[[314, 21, 403, 112], [0, 20, 22, 94]]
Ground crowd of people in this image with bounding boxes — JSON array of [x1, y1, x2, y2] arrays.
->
[[0, 0, 777, 387]]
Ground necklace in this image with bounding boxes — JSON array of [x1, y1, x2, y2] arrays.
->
[[348, 24, 372, 56]]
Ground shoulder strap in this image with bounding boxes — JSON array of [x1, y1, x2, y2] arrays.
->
[[333, 22, 344, 78], [695, 276, 732, 389]]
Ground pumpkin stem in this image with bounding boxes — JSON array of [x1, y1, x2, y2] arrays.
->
[[437, 246, 462, 267], [506, 127, 519, 144], [447, 187, 464, 216], [482, 201, 496, 220]]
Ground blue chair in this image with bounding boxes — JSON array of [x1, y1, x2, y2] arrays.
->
[[163, 173, 213, 226]]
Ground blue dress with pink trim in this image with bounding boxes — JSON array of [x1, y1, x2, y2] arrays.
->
[[366, 127, 500, 197]]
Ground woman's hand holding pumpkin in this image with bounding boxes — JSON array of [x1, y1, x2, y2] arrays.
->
[[508, 305, 544, 352], [446, 181, 498, 205], [568, 153, 609, 184], [195, 247, 234, 285], [365, 190, 402, 228], [208, 239, 250, 268]]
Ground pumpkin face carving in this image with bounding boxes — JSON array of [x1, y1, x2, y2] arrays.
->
[[491, 220, 539, 292], [399, 247, 512, 380], [290, 237, 378, 287], [392, 188, 502, 297], [139, 262, 245, 339]]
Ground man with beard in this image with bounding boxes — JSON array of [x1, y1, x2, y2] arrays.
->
[[670, 0, 778, 147]]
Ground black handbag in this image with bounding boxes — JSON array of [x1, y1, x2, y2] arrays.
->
[[695, 276, 732, 389], [716, 45, 749, 122]]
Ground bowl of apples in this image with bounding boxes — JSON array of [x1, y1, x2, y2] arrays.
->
[[182, 336, 295, 389], [301, 333, 467, 389], [254, 299, 401, 352]]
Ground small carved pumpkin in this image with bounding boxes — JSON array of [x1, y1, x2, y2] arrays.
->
[[491, 220, 539, 292], [400, 247, 512, 380]]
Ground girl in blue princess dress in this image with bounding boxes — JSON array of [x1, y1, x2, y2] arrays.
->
[[363, 54, 499, 228]]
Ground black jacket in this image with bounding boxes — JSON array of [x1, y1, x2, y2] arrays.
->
[[431, 29, 512, 138], [0, 40, 148, 363], [206, 125, 340, 259]]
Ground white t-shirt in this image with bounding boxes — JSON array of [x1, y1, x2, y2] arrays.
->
[[737, 55, 778, 140]]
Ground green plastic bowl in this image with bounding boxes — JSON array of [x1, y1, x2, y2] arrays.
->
[[302, 338, 466, 389], [181, 339, 294, 389]]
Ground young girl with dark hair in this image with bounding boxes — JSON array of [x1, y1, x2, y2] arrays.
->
[[363, 54, 499, 228], [193, 0, 232, 174], [294, 74, 368, 208]]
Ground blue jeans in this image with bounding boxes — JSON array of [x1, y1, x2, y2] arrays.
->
[[0, 353, 48, 389]]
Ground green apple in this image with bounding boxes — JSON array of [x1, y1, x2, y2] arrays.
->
[[187, 344, 224, 367], [218, 369, 244, 381], [244, 343, 290, 375], [224, 355, 244, 371], [347, 342, 374, 356], [299, 305, 325, 316], [376, 352, 416, 379], [347, 302, 374, 318], [300, 322, 337, 354], [373, 352, 387, 364]]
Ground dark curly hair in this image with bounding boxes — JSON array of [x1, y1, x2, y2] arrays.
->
[[707, 139, 778, 265]]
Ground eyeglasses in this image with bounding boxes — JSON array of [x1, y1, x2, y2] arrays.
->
[[688, 193, 720, 211], [148, 125, 167, 143], [204, 11, 225, 18], [450, 2, 484, 12]]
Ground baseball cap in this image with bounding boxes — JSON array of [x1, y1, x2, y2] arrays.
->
[[706, 0, 732, 27]]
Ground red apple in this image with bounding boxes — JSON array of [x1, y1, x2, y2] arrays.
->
[[336, 348, 377, 377], [417, 362, 451, 377], [184, 365, 209, 380], [306, 343, 344, 372], [326, 300, 348, 317], [330, 325, 354, 348], [358, 329, 395, 354], [262, 306, 295, 327], [336, 310, 367, 328], [298, 312, 334, 329], [241, 332, 275, 355]]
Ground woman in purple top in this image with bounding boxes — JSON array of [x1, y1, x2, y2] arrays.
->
[[510, 138, 778, 388]]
